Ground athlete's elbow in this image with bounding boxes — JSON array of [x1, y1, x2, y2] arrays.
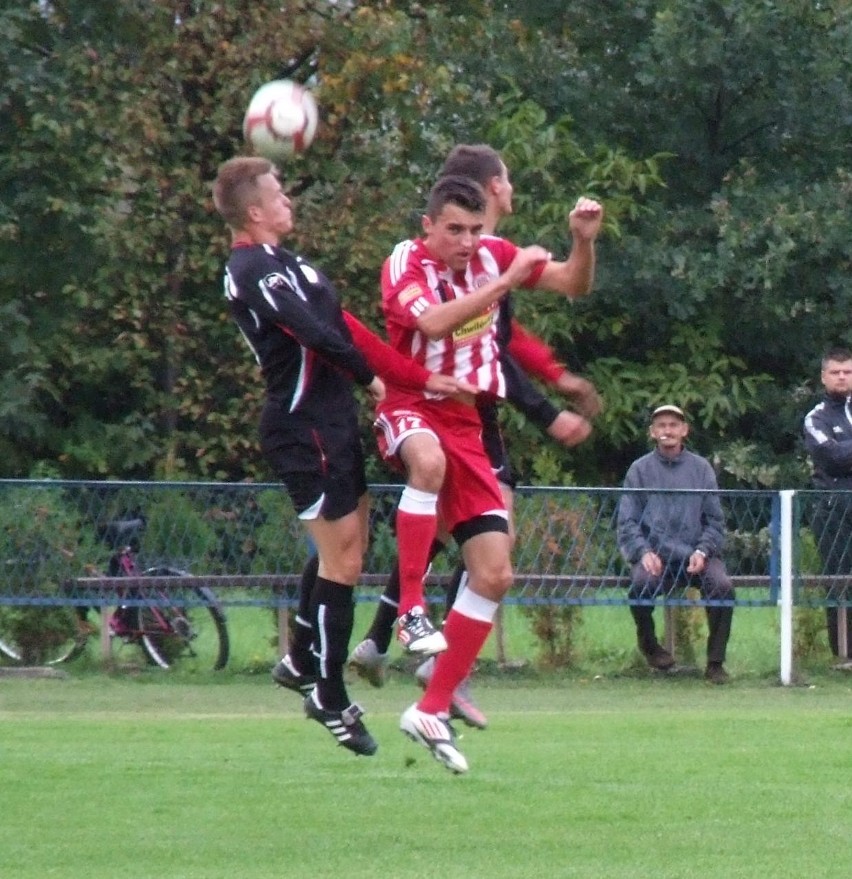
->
[[415, 317, 451, 341], [559, 281, 593, 300]]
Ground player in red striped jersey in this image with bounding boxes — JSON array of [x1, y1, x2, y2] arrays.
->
[[351, 147, 602, 730], [351, 145, 602, 724], [380, 173, 602, 772]]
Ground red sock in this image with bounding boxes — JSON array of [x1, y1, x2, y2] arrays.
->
[[395, 507, 437, 617], [418, 609, 492, 715]]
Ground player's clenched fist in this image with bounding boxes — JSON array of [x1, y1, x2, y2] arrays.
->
[[568, 197, 604, 241]]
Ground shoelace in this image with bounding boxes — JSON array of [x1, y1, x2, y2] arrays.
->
[[404, 613, 434, 637]]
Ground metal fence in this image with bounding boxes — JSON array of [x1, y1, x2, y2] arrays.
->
[[0, 479, 848, 611], [3, 480, 851, 682]]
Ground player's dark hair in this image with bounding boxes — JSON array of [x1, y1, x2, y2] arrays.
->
[[822, 347, 852, 368], [425, 174, 486, 220], [439, 144, 503, 188], [212, 156, 275, 228]]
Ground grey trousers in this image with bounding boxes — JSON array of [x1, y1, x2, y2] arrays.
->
[[627, 557, 735, 664]]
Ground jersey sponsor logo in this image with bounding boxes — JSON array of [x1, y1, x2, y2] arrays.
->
[[452, 310, 494, 344], [263, 272, 291, 292], [398, 283, 422, 306]]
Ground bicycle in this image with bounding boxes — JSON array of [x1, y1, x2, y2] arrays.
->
[[0, 516, 229, 671]]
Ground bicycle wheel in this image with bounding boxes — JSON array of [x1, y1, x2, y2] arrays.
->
[[136, 572, 229, 671], [0, 606, 88, 665]]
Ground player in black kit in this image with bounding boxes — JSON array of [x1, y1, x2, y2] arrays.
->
[[212, 156, 466, 756]]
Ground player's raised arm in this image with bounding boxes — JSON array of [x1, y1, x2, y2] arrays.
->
[[534, 196, 604, 299], [414, 245, 549, 341]]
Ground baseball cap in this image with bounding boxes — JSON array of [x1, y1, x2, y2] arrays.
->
[[651, 404, 686, 421]]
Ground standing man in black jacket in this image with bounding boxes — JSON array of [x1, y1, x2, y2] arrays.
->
[[802, 347, 852, 666], [617, 405, 735, 683]]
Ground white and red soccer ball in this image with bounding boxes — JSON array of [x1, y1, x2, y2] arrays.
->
[[242, 79, 318, 161]]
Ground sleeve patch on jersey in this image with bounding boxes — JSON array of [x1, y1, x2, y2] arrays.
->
[[410, 297, 431, 317], [398, 283, 424, 307]]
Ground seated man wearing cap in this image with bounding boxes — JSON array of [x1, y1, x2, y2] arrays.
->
[[616, 404, 735, 683]]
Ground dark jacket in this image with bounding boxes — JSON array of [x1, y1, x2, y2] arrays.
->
[[617, 447, 726, 564], [802, 393, 852, 490]]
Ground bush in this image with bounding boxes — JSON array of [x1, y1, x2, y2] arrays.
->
[[0, 484, 103, 663]]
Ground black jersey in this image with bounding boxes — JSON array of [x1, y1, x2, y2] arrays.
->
[[224, 242, 374, 425], [496, 296, 559, 430]]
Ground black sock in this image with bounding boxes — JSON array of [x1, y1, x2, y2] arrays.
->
[[365, 595, 399, 655], [290, 554, 318, 673], [310, 576, 355, 711]]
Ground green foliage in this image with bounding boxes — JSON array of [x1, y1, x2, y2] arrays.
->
[[138, 490, 220, 570], [525, 604, 584, 668], [249, 489, 310, 576], [0, 485, 105, 591], [489, 94, 669, 244], [670, 592, 704, 666], [792, 525, 834, 657], [0, 0, 849, 489], [793, 605, 829, 661], [512, 489, 619, 665], [0, 484, 103, 662]]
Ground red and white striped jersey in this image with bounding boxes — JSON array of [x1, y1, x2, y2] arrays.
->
[[381, 234, 542, 399]]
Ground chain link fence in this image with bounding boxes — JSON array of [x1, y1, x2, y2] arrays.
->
[[2, 480, 850, 676], [0, 479, 847, 610]]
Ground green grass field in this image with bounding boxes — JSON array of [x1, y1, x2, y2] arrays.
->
[[131, 598, 825, 683], [2, 660, 851, 879], [74, 599, 791, 679]]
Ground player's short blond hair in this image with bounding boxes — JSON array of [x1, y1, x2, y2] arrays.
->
[[212, 156, 275, 229]]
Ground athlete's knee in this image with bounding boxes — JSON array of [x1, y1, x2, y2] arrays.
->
[[401, 439, 446, 493], [318, 532, 364, 585], [321, 554, 363, 586], [456, 515, 513, 601], [410, 454, 445, 493], [468, 560, 513, 601], [489, 562, 514, 595]]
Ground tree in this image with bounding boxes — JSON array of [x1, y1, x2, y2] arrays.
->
[[1, 0, 848, 490], [0, 1, 331, 479], [532, 0, 851, 484]]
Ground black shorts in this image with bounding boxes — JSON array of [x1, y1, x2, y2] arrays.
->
[[259, 402, 367, 521]]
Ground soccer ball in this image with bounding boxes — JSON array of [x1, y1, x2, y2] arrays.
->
[[242, 79, 318, 160]]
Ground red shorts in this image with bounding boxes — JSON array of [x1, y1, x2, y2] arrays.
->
[[374, 397, 507, 533]]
